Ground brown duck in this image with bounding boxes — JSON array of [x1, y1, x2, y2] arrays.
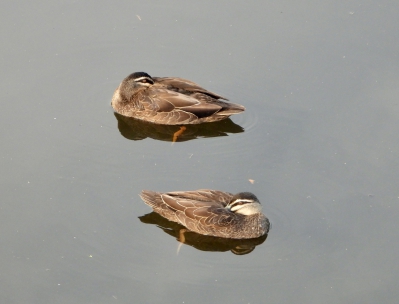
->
[[140, 189, 270, 239], [111, 72, 245, 125]]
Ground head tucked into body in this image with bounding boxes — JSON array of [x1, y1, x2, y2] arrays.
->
[[111, 71, 246, 125], [226, 192, 262, 215], [139, 189, 269, 239], [119, 72, 154, 94]]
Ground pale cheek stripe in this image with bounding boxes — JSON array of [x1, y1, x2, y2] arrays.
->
[[230, 206, 243, 211], [134, 77, 154, 84], [231, 199, 254, 204], [228, 199, 255, 208]]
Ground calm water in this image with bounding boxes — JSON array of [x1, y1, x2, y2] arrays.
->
[[2, 1, 399, 303]]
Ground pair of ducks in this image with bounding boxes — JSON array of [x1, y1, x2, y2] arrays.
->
[[112, 72, 270, 239]]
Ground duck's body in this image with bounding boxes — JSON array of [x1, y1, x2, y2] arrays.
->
[[111, 72, 245, 125], [140, 189, 270, 239]]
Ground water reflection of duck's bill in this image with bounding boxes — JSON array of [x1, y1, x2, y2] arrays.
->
[[139, 212, 268, 255], [114, 112, 244, 142]]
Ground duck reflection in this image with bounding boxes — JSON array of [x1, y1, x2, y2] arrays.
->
[[139, 212, 268, 255], [114, 112, 244, 142]]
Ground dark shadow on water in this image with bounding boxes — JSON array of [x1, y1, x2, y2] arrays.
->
[[114, 112, 244, 142], [139, 212, 268, 255]]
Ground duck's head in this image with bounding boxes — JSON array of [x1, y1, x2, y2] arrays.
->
[[122, 71, 154, 91], [226, 192, 262, 215], [112, 72, 155, 108]]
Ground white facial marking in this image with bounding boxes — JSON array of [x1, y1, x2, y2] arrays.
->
[[134, 77, 150, 82], [228, 199, 262, 215], [231, 199, 254, 204]]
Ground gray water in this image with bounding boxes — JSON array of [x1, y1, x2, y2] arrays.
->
[[2, 1, 399, 303]]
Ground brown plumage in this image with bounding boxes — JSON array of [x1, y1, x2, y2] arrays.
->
[[140, 189, 270, 239], [111, 72, 245, 125]]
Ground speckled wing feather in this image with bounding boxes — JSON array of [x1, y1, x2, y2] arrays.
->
[[134, 90, 199, 124], [149, 89, 223, 117], [166, 189, 233, 205], [153, 77, 228, 100], [140, 190, 241, 237], [162, 193, 242, 236], [137, 88, 243, 124]]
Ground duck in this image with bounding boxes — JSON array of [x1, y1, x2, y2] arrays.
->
[[140, 189, 270, 239], [111, 72, 245, 125]]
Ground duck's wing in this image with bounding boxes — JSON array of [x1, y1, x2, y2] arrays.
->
[[147, 87, 245, 118], [140, 190, 232, 208], [138, 89, 224, 124], [166, 189, 233, 205], [153, 77, 228, 100], [160, 192, 240, 231]]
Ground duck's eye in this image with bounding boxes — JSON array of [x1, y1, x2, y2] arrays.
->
[[141, 79, 147, 83]]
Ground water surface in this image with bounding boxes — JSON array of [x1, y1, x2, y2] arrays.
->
[[1, 1, 399, 303]]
